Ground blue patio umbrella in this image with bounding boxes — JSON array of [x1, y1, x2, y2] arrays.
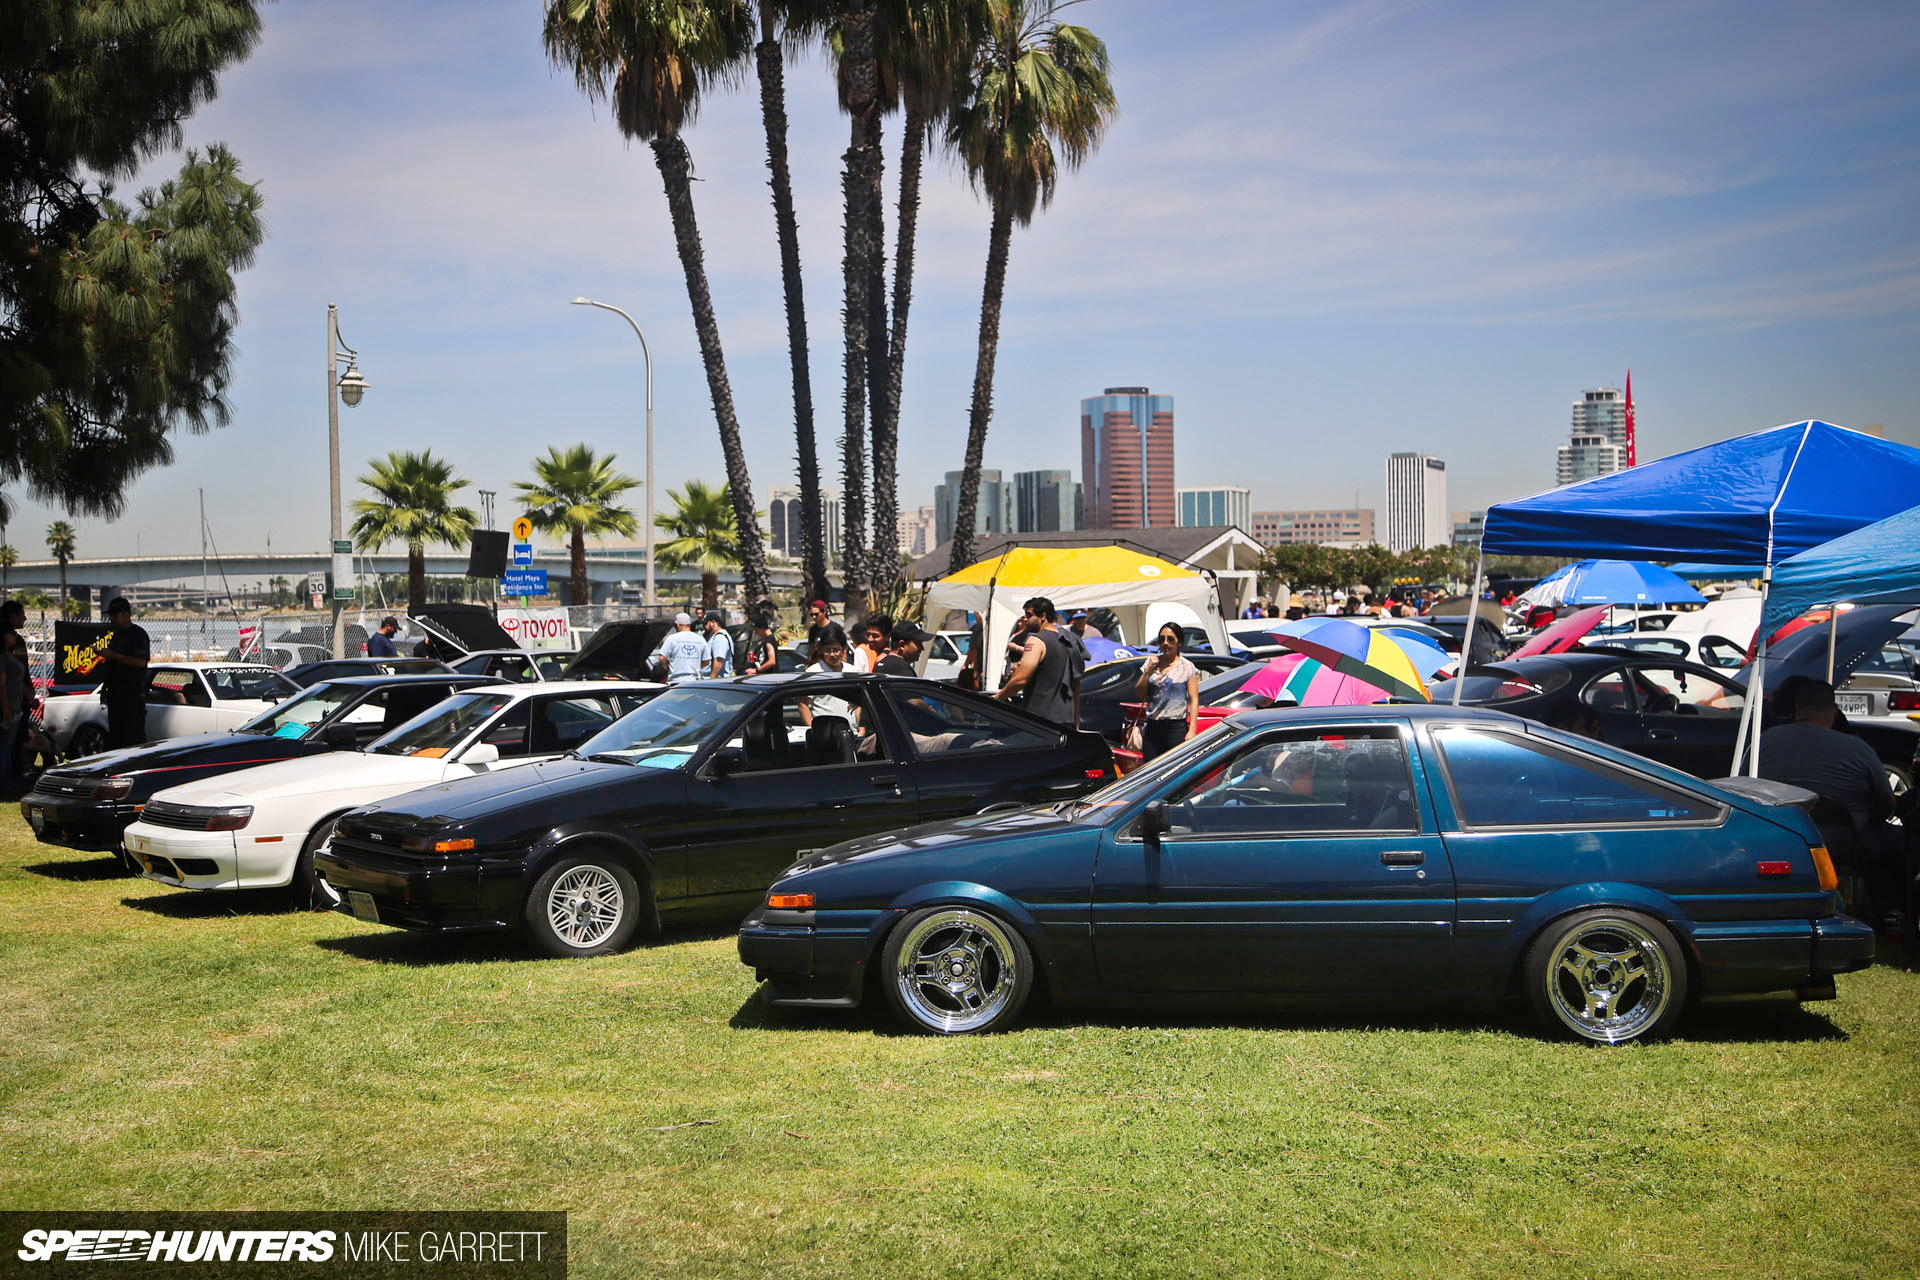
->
[[1522, 560, 1705, 608]]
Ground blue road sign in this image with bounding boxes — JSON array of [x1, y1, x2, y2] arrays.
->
[[510, 541, 534, 567], [501, 569, 547, 597]]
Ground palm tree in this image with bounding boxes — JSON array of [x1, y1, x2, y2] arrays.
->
[[833, 0, 884, 610], [18, 588, 54, 629], [348, 451, 477, 609], [44, 521, 76, 615], [945, 0, 1114, 572], [654, 479, 748, 611], [753, 0, 832, 608], [0, 543, 17, 594], [545, 0, 771, 606], [514, 444, 641, 606]]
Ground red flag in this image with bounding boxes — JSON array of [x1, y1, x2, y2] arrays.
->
[[1624, 370, 1636, 467]]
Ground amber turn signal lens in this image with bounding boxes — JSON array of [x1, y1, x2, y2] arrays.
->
[[767, 893, 814, 910], [1810, 845, 1838, 892], [433, 838, 476, 853]]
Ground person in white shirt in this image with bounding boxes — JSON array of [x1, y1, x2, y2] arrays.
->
[[800, 623, 861, 727], [649, 613, 711, 684]]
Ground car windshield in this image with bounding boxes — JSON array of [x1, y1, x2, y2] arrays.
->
[[572, 686, 760, 770], [203, 667, 300, 701], [1449, 665, 1571, 703], [1065, 720, 1246, 822], [237, 682, 363, 738], [370, 691, 516, 757]]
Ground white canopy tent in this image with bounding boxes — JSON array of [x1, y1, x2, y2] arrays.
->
[[924, 546, 1227, 690]]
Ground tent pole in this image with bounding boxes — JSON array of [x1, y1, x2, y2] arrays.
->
[[1826, 604, 1840, 684], [1452, 542, 1486, 706], [1736, 570, 1773, 777]]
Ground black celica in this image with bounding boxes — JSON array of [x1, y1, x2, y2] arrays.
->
[[19, 674, 501, 863], [317, 674, 1116, 957]]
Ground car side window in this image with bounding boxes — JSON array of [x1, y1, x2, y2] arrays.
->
[[529, 695, 620, 755], [1631, 665, 1743, 716], [1581, 670, 1636, 716], [496, 655, 536, 683], [1160, 727, 1419, 836], [884, 689, 1056, 757], [930, 636, 958, 663], [1697, 636, 1746, 670], [1433, 728, 1720, 827], [478, 704, 531, 755], [148, 669, 204, 707], [732, 690, 889, 771]]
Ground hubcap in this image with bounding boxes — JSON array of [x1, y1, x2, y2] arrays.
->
[[894, 910, 1019, 1033], [546, 865, 624, 948], [1546, 917, 1670, 1043]]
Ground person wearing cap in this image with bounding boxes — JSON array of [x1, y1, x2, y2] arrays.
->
[[1061, 609, 1093, 727], [702, 612, 734, 677], [649, 612, 711, 684], [876, 621, 930, 676], [805, 599, 834, 655], [366, 615, 401, 658], [97, 597, 153, 748]]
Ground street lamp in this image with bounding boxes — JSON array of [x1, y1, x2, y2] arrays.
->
[[327, 304, 369, 657], [571, 297, 654, 607]]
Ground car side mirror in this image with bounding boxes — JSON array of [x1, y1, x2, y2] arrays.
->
[[322, 722, 360, 749], [461, 742, 501, 767], [706, 746, 747, 781], [1139, 801, 1170, 842]]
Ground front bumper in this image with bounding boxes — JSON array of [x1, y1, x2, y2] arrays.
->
[[122, 824, 244, 890], [19, 794, 138, 852], [316, 839, 519, 933], [738, 906, 891, 1007]]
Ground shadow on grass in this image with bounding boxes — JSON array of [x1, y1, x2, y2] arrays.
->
[[120, 888, 291, 918], [1678, 999, 1847, 1044], [310, 919, 736, 968], [22, 855, 133, 882]]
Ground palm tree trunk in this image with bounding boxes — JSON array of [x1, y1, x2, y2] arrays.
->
[[650, 132, 771, 606], [868, 106, 924, 595], [862, 110, 890, 604], [408, 546, 425, 609], [57, 561, 68, 615], [570, 525, 588, 606], [837, 0, 881, 616], [948, 195, 1015, 574], [755, 10, 829, 607], [702, 571, 718, 612]]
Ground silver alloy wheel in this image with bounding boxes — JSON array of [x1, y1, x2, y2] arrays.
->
[[545, 864, 626, 949], [1543, 916, 1672, 1043], [892, 909, 1021, 1033]]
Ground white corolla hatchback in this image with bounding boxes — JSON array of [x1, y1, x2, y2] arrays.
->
[[122, 680, 660, 907]]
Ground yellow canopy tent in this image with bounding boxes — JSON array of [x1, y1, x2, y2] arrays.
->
[[925, 546, 1227, 688]]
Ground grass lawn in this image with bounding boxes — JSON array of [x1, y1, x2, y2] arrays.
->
[[3, 811, 1918, 1279]]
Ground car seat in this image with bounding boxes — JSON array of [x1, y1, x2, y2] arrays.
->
[[743, 710, 784, 771], [806, 715, 857, 766], [1343, 749, 1406, 830]]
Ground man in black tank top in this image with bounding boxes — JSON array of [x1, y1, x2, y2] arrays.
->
[[993, 596, 1074, 729]]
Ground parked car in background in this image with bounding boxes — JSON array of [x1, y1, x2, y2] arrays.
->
[[919, 631, 974, 682], [1583, 633, 1750, 671], [741, 704, 1873, 1042], [41, 663, 301, 760], [124, 681, 657, 909], [282, 657, 452, 686], [318, 675, 1114, 957], [19, 674, 502, 863], [1834, 638, 1920, 725], [560, 619, 674, 681], [450, 649, 577, 682]]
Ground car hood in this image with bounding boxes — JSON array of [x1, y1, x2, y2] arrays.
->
[[346, 755, 653, 825], [785, 804, 1089, 876], [56, 731, 280, 778], [150, 750, 455, 807]]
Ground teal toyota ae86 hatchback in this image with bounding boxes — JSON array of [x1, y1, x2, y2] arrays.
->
[[739, 705, 1875, 1043]]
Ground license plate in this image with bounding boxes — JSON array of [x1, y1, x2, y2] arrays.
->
[[348, 890, 379, 923], [1837, 693, 1870, 716], [27, 806, 44, 833]]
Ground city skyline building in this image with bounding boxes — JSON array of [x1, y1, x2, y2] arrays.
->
[[1249, 508, 1375, 548], [898, 505, 936, 559], [1081, 387, 1175, 529], [1557, 386, 1631, 485], [1013, 469, 1083, 533], [933, 469, 1015, 548], [1451, 509, 1485, 550], [1384, 453, 1449, 552], [766, 485, 842, 561], [1177, 486, 1252, 530]]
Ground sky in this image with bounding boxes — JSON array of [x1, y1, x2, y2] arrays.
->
[[10, 0, 1920, 560]]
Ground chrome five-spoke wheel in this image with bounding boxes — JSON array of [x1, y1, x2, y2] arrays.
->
[[1526, 910, 1687, 1044], [883, 907, 1033, 1035]]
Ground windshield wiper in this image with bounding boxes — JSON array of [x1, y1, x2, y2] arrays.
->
[[581, 752, 635, 766]]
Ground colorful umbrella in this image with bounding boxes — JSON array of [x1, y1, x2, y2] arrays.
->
[[1517, 560, 1706, 608], [1265, 617, 1432, 703], [1239, 653, 1396, 708]]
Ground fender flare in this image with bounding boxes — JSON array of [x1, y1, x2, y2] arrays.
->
[[522, 823, 658, 929], [865, 882, 1051, 990], [1499, 881, 1700, 992]]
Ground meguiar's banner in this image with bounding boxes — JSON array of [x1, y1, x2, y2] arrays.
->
[[53, 622, 112, 688]]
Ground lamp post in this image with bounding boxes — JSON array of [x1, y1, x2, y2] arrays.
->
[[327, 304, 369, 657], [571, 297, 653, 607]]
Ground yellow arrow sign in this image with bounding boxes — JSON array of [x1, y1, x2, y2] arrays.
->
[[512, 517, 534, 542]]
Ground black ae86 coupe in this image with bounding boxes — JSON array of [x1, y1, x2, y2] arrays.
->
[[317, 675, 1113, 955]]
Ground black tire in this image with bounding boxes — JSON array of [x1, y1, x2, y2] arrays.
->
[[290, 817, 344, 912], [1884, 761, 1911, 800], [881, 905, 1034, 1035], [1524, 909, 1688, 1045], [67, 724, 108, 762], [522, 853, 643, 958]]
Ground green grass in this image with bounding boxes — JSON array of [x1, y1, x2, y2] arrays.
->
[[3, 813, 1918, 1279]]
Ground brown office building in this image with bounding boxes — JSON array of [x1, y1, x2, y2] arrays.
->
[[1081, 387, 1175, 528]]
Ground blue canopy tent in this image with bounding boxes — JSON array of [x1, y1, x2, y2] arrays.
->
[[1760, 503, 1920, 641], [1457, 421, 1920, 772]]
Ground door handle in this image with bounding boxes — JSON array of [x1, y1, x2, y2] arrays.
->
[[871, 775, 903, 794], [1648, 729, 1677, 741], [1379, 849, 1424, 867]]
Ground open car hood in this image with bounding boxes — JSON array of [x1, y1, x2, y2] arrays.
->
[[562, 619, 673, 679], [409, 604, 518, 656], [1733, 603, 1915, 693]]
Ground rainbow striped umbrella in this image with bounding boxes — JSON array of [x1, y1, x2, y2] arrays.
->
[[1239, 653, 1397, 707], [1265, 618, 1432, 703]]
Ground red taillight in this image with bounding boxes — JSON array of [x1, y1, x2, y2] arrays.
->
[[1085, 768, 1107, 780], [1889, 691, 1920, 712], [1756, 861, 1791, 876]]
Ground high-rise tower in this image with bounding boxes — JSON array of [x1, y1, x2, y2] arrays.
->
[[1080, 387, 1175, 528]]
